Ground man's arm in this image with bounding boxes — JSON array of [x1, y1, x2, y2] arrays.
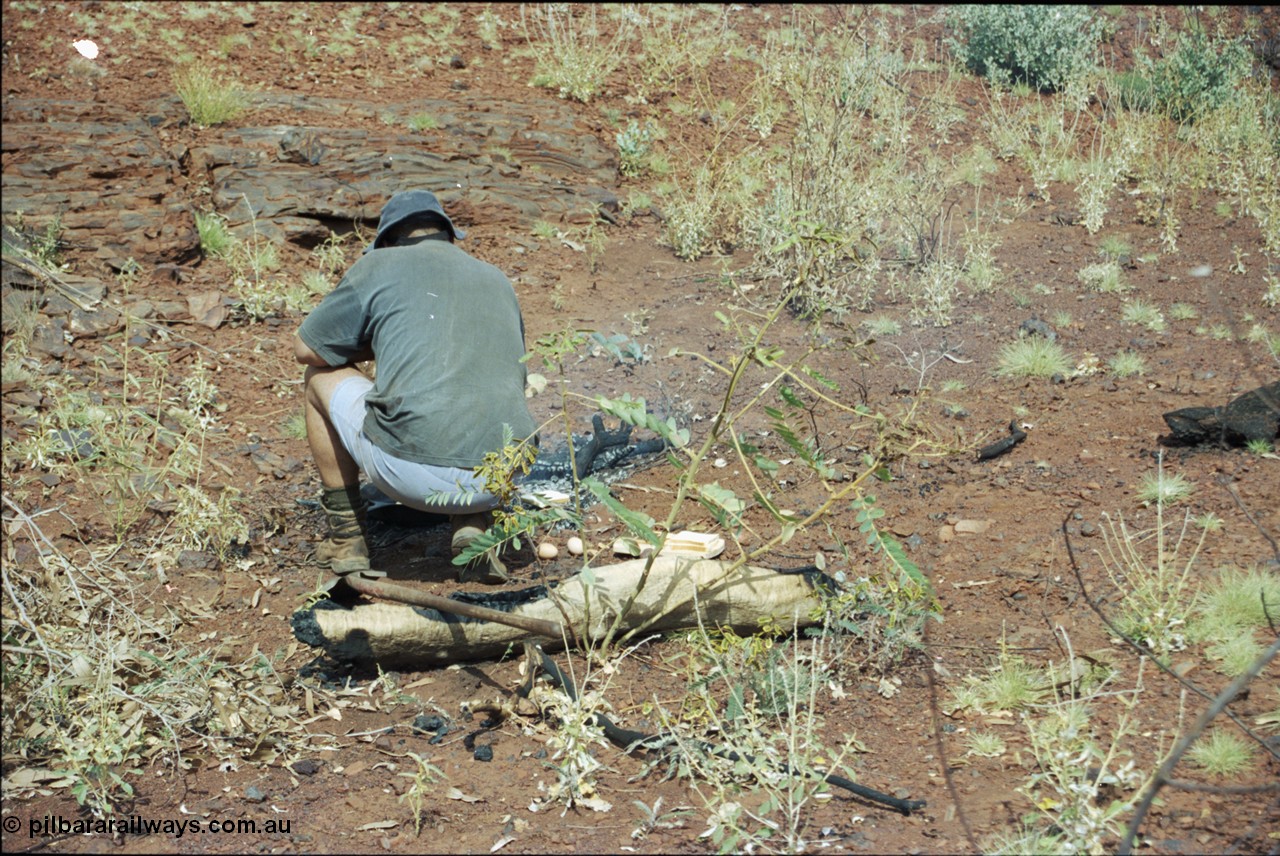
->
[[294, 332, 329, 366], [294, 332, 375, 367]]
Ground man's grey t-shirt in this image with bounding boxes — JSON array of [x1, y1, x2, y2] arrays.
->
[[297, 240, 537, 468]]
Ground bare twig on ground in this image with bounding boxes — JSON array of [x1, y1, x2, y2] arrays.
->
[[1118, 636, 1279, 855], [923, 614, 979, 851], [1217, 475, 1280, 564]]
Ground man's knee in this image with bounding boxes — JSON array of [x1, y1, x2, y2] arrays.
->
[[305, 365, 362, 411]]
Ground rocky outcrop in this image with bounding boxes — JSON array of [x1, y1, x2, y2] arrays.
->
[[202, 94, 618, 245], [2, 92, 619, 268], [2, 100, 201, 268]]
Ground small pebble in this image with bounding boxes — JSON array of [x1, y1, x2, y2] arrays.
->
[[537, 541, 558, 560]]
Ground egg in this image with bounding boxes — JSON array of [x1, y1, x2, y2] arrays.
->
[[566, 536, 584, 556], [537, 541, 559, 560]]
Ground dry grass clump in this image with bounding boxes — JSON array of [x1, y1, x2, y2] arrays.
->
[[0, 499, 307, 816]]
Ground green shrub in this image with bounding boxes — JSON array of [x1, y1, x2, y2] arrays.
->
[[616, 120, 654, 178], [407, 112, 441, 131], [1187, 729, 1256, 777], [1078, 260, 1128, 293], [173, 63, 248, 127], [746, 27, 899, 314], [1107, 351, 1147, 378], [1140, 33, 1252, 123], [1111, 69, 1156, 112], [194, 211, 233, 259], [524, 4, 634, 103], [947, 5, 1102, 92], [996, 336, 1072, 378], [1193, 565, 1280, 638]]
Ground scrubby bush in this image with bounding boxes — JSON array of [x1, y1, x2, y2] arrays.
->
[[1111, 70, 1156, 112], [172, 62, 248, 127], [616, 120, 654, 178], [1140, 32, 1252, 123], [524, 4, 634, 103], [947, 5, 1102, 92]]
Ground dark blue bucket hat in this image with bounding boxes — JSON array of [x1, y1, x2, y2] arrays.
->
[[364, 190, 466, 253]]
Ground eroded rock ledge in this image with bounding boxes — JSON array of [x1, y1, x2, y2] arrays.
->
[[2, 92, 619, 267]]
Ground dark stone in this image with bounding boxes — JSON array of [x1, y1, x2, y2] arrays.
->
[[978, 421, 1027, 460], [40, 293, 80, 317], [206, 93, 617, 242], [1162, 380, 1280, 447], [55, 428, 94, 459], [290, 758, 322, 776], [58, 275, 108, 305], [411, 714, 451, 744], [243, 785, 266, 803], [152, 300, 189, 321], [29, 319, 70, 358], [177, 549, 215, 569], [2, 92, 617, 263], [67, 306, 122, 339], [472, 744, 493, 762], [4, 388, 42, 408], [278, 128, 327, 165], [1019, 318, 1056, 341]]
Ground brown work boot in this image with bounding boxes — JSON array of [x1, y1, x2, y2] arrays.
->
[[451, 511, 508, 584], [315, 486, 371, 575]]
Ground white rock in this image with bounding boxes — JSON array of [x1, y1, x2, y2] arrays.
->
[[537, 542, 559, 560], [566, 536, 584, 556]]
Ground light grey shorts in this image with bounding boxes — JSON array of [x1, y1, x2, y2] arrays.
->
[[328, 376, 495, 515]]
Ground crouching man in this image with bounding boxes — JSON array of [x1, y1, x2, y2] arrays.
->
[[293, 190, 537, 583]]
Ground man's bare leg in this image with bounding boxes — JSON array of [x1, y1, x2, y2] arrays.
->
[[303, 365, 372, 574], [303, 365, 365, 489]]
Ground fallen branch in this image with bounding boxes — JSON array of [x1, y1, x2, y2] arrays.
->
[[293, 556, 830, 665], [341, 574, 565, 639]]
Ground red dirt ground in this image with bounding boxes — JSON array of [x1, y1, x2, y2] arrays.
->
[[2, 4, 1277, 854]]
